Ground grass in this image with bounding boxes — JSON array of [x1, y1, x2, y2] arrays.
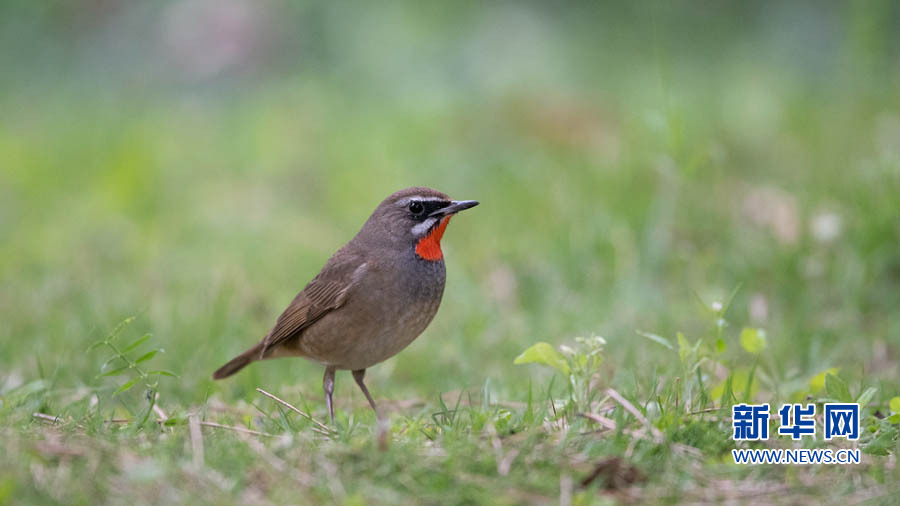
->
[[2, 2, 900, 504]]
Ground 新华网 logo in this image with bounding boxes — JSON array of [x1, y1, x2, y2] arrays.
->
[[731, 403, 861, 465], [733, 403, 859, 441]]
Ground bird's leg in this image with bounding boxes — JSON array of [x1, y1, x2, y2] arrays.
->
[[352, 369, 378, 414], [323, 366, 336, 424], [355, 369, 388, 448]]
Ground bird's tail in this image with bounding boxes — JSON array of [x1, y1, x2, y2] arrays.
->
[[212, 345, 261, 380]]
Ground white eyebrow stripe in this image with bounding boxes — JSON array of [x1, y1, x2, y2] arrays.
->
[[397, 196, 448, 206]]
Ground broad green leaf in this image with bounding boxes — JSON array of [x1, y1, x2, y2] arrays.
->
[[134, 350, 159, 364], [637, 331, 673, 350], [121, 334, 151, 353], [825, 373, 851, 403], [856, 387, 877, 408], [114, 377, 141, 395], [809, 367, 840, 393], [739, 327, 767, 354], [575, 354, 588, 369], [862, 431, 894, 456], [890, 397, 900, 414], [677, 332, 690, 363], [513, 342, 570, 374], [715, 338, 726, 354]]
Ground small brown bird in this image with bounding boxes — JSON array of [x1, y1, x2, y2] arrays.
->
[[213, 187, 478, 422]]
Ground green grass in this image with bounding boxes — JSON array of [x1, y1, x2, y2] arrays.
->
[[2, 2, 900, 504]]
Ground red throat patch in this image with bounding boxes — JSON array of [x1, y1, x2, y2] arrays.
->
[[415, 216, 452, 261]]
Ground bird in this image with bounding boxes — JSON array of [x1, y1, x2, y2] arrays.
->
[[212, 187, 478, 423]]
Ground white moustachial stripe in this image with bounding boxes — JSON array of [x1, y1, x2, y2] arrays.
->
[[410, 217, 438, 237]]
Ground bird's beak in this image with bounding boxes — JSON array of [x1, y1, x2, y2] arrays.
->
[[430, 200, 479, 218]]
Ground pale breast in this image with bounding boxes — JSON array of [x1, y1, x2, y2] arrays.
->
[[297, 254, 447, 370]]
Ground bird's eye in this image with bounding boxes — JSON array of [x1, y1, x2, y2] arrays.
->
[[408, 201, 424, 214]]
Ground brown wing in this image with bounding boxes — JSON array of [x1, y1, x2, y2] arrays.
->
[[259, 254, 367, 356]]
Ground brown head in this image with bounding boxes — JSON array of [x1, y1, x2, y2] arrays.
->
[[351, 187, 479, 261]]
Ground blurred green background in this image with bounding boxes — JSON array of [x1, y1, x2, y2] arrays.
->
[[2, 0, 899, 415]]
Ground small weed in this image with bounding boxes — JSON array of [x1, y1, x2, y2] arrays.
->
[[87, 317, 176, 428]]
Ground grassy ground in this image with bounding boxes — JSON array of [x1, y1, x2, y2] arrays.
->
[[2, 2, 900, 504]]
